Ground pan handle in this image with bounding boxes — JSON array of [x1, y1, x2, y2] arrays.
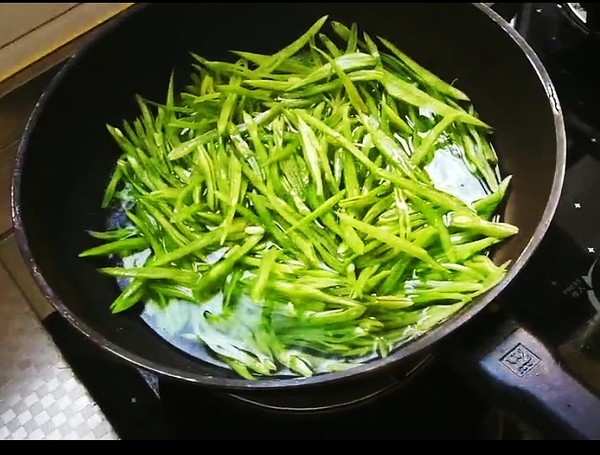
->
[[443, 309, 600, 440]]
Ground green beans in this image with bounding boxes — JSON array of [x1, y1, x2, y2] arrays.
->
[[79, 237, 149, 258], [338, 213, 443, 271], [84, 16, 518, 380], [100, 266, 201, 287], [253, 15, 329, 76], [381, 71, 489, 129], [193, 234, 264, 297], [377, 37, 470, 102]]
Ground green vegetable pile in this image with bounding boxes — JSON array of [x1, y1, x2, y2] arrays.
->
[[81, 16, 519, 379]]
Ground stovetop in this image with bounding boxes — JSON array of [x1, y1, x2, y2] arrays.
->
[[495, 3, 600, 380], [4, 2, 600, 440]]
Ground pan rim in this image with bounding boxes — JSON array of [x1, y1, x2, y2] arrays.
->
[[10, 2, 567, 390]]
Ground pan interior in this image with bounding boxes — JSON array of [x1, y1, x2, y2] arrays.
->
[[133, 153, 488, 374], [14, 3, 562, 388]]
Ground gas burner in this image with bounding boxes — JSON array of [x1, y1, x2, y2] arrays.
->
[[584, 256, 600, 307], [156, 355, 494, 439], [562, 3, 600, 35], [225, 354, 433, 413], [563, 3, 589, 32]]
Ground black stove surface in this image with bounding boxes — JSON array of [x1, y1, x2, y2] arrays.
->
[[38, 3, 600, 439], [44, 313, 495, 440], [498, 3, 600, 354]]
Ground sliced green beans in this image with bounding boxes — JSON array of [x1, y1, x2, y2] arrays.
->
[[82, 16, 518, 380]]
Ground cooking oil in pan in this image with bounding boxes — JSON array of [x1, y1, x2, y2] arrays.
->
[[108, 145, 491, 377]]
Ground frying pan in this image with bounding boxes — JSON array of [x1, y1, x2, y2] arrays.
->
[[10, 2, 600, 439]]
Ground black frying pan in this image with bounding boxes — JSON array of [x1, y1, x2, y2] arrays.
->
[[10, 2, 600, 438]]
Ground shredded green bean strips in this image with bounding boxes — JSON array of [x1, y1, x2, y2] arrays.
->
[[81, 17, 518, 379]]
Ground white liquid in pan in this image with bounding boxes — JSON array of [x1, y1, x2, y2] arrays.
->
[[123, 147, 490, 375]]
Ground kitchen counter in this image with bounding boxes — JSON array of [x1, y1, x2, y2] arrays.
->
[[0, 3, 132, 94]]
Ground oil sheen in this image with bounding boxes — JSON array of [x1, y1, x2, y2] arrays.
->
[[118, 146, 490, 376]]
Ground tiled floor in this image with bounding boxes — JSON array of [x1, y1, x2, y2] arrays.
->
[[0, 263, 117, 440]]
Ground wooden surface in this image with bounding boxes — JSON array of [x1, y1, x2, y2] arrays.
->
[[0, 3, 132, 86]]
